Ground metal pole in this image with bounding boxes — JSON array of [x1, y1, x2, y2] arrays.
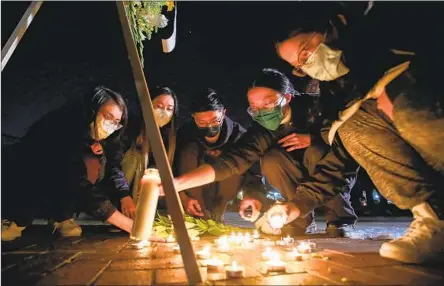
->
[[115, 2, 203, 285], [1, 1, 44, 71]]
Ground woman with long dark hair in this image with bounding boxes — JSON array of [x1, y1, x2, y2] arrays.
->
[[2, 86, 144, 241], [122, 86, 179, 204]]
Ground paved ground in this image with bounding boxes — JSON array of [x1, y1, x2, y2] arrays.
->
[[2, 213, 443, 285]]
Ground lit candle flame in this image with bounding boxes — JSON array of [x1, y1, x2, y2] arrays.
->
[[202, 245, 210, 254], [136, 240, 150, 247], [166, 234, 175, 242], [269, 214, 285, 229]]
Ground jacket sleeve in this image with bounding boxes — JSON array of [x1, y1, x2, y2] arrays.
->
[[78, 178, 117, 221], [290, 136, 359, 217], [67, 146, 118, 221], [209, 125, 274, 182], [104, 141, 132, 201]]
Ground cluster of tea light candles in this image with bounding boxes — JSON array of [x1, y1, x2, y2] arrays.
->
[[170, 229, 316, 277]]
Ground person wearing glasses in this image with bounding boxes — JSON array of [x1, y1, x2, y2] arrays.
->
[[272, 6, 444, 263], [169, 70, 357, 236], [121, 86, 179, 216], [175, 88, 267, 223], [1, 86, 151, 241]]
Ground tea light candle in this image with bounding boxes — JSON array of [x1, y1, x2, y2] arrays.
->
[[269, 213, 286, 229], [217, 242, 231, 253], [135, 240, 150, 248], [252, 230, 260, 239], [196, 246, 211, 259], [261, 247, 273, 261], [172, 244, 181, 254], [204, 258, 224, 272], [215, 235, 228, 246], [244, 232, 253, 242], [261, 239, 275, 246], [285, 248, 303, 261], [296, 242, 316, 254], [283, 235, 294, 244], [226, 261, 244, 278], [265, 252, 286, 272], [166, 234, 176, 243]]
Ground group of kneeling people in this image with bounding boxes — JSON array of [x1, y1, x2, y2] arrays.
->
[[2, 14, 443, 265]]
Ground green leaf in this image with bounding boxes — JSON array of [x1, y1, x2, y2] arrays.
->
[[185, 222, 196, 229], [196, 219, 208, 231], [207, 226, 225, 236], [207, 220, 217, 226], [187, 229, 201, 238]]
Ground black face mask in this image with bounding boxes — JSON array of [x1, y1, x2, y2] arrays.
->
[[198, 125, 222, 139]]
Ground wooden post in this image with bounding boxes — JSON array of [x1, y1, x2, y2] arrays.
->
[[1, 1, 43, 71], [116, 2, 203, 285]]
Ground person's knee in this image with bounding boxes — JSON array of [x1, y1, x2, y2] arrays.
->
[[261, 148, 286, 176], [304, 143, 328, 173]]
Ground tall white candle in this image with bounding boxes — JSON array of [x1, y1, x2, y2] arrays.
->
[[130, 169, 161, 241]]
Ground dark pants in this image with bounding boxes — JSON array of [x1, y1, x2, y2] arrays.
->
[[339, 97, 444, 219], [179, 142, 243, 221], [261, 144, 357, 229]]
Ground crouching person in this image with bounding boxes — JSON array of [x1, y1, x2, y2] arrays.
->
[[175, 88, 267, 222], [1, 86, 148, 241]]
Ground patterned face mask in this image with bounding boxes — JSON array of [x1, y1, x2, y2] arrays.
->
[[301, 43, 350, 81], [154, 108, 173, 128]]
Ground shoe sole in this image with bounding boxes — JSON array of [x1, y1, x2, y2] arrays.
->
[[379, 244, 424, 264]]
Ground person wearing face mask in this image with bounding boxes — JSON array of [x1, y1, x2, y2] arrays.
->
[[272, 5, 444, 264], [175, 88, 267, 222], [1, 86, 150, 242], [121, 86, 178, 206], [164, 71, 357, 236]]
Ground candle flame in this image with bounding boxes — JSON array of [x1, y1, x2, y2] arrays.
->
[[269, 214, 285, 229], [232, 260, 238, 270], [136, 240, 150, 247]]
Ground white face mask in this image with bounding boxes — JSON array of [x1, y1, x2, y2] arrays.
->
[[301, 43, 350, 81], [154, 108, 173, 128], [91, 115, 119, 140]]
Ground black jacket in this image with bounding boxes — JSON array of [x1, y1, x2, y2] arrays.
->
[[175, 116, 266, 199], [206, 100, 321, 182], [18, 96, 130, 220]]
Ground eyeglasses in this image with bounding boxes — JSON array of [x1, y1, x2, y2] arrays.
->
[[291, 32, 317, 77], [247, 96, 285, 117], [195, 116, 224, 128], [102, 112, 123, 130]]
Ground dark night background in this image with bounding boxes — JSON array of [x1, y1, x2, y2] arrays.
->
[[1, 2, 444, 215], [2, 1, 444, 139]]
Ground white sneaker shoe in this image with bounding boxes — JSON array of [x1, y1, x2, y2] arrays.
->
[[379, 203, 444, 263], [2, 220, 26, 241], [52, 219, 82, 237]]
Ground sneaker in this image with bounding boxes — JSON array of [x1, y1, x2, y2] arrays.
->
[[2, 220, 26, 241], [379, 203, 444, 263], [52, 219, 82, 237]]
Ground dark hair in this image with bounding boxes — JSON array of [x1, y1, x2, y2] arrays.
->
[[138, 86, 179, 164], [189, 88, 224, 113], [250, 68, 297, 97], [151, 86, 179, 117], [90, 85, 128, 138]]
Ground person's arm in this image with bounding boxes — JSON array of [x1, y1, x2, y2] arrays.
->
[[104, 140, 133, 200], [107, 210, 133, 232], [176, 125, 273, 192]]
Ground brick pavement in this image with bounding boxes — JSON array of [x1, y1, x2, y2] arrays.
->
[[2, 216, 443, 285]]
